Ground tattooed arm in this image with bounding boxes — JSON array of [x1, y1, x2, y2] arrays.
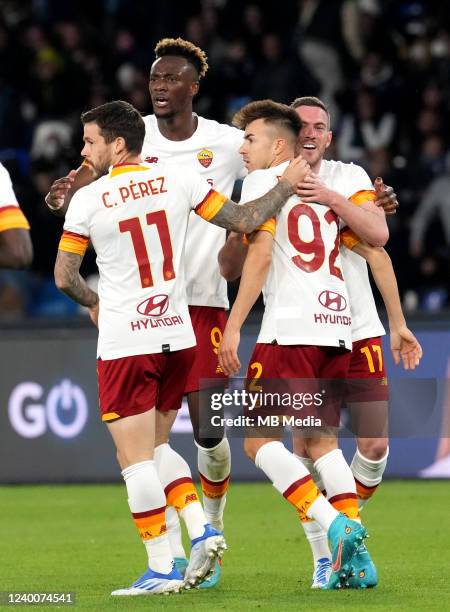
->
[[54, 250, 98, 307], [210, 156, 310, 233], [210, 179, 292, 233]]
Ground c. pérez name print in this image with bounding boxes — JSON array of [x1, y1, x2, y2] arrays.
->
[[101, 176, 167, 208]]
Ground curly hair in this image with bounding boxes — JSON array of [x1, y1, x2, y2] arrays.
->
[[154, 37, 209, 79]]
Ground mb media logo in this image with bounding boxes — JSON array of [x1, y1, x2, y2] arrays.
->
[[137, 294, 169, 317], [8, 379, 88, 439], [318, 290, 347, 312]]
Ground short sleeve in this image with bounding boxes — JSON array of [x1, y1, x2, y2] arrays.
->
[[243, 217, 276, 244], [340, 227, 361, 250], [239, 170, 279, 241], [59, 188, 90, 256], [178, 168, 227, 221], [345, 164, 376, 205], [240, 169, 278, 204]]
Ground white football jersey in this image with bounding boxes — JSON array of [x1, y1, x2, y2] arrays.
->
[[318, 160, 385, 342], [60, 162, 227, 359], [242, 162, 352, 349], [142, 114, 246, 308], [0, 162, 30, 232]]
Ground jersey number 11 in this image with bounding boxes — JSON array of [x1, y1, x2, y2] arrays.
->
[[119, 211, 175, 288]]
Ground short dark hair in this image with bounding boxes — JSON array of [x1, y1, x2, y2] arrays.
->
[[81, 100, 145, 155], [290, 96, 330, 128], [232, 99, 301, 140], [154, 37, 208, 79]]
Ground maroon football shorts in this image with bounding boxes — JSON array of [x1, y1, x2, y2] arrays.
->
[[345, 336, 389, 402], [245, 343, 351, 428], [184, 305, 228, 394], [98, 347, 196, 422]]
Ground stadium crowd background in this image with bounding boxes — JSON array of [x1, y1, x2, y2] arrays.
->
[[0, 0, 449, 320]]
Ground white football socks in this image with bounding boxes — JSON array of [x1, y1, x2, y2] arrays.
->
[[351, 446, 389, 509], [154, 443, 206, 541], [165, 505, 186, 560], [314, 448, 360, 522], [294, 454, 330, 562], [294, 454, 325, 492], [197, 438, 231, 529], [121, 460, 173, 574], [254, 441, 338, 532]]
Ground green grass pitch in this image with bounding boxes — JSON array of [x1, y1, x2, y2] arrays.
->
[[1, 481, 449, 610]]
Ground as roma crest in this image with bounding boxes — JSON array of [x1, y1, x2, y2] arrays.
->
[[197, 148, 213, 168]]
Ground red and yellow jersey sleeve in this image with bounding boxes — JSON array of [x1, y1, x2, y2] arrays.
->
[[342, 188, 376, 249], [349, 189, 376, 206], [58, 230, 89, 257], [340, 228, 361, 251], [243, 217, 277, 245], [195, 189, 228, 221], [0, 205, 30, 232]]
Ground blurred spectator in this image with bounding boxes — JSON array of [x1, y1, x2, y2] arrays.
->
[[251, 33, 312, 104], [295, 0, 348, 121], [337, 89, 396, 165], [409, 134, 448, 197], [216, 38, 254, 120], [410, 158, 450, 259]]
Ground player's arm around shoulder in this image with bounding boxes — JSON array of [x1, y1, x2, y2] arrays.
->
[[206, 156, 309, 234], [298, 163, 389, 247], [219, 230, 274, 376], [217, 168, 279, 280]]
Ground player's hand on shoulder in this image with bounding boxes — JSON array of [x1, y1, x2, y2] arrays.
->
[[296, 172, 335, 206], [390, 325, 423, 370], [218, 325, 241, 376], [281, 155, 310, 188], [45, 170, 78, 213], [373, 177, 399, 215]]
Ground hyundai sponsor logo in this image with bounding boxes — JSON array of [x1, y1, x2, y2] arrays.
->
[[318, 290, 347, 312], [137, 294, 170, 317]]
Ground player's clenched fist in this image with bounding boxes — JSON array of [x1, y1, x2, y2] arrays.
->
[[280, 155, 310, 188]]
